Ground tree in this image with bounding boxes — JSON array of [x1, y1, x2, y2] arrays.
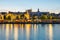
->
[[40, 15, 48, 19], [48, 15, 52, 19]]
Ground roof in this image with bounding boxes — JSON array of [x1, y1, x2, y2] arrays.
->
[[8, 11, 25, 14], [0, 12, 7, 15]]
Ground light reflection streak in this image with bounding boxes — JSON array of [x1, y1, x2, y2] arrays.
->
[[6, 24, 9, 40], [25, 24, 31, 40], [49, 24, 53, 40], [14, 24, 18, 40], [9, 24, 13, 33], [34, 24, 38, 40], [20, 24, 24, 40], [10, 24, 13, 30], [4, 24, 53, 40], [2, 24, 5, 36], [21, 24, 24, 33], [34, 24, 37, 33]]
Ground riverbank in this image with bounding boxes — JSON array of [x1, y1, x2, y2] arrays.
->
[[0, 22, 60, 24]]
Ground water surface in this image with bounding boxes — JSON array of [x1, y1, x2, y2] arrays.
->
[[0, 24, 60, 40]]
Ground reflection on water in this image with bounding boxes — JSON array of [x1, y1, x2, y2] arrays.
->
[[14, 24, 18, 40], [25, 24, 31, 40], [0, 24, 60, 40], [49, 24, 53, 40], [6, 24, 9, 40]]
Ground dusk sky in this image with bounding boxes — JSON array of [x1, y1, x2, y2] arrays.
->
[[0, 0, 60, 13]]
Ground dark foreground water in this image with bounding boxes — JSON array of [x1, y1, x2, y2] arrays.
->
[[0, 24, 60, 40]]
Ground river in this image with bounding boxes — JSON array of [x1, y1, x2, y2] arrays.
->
[[0, 24, 60, 40]]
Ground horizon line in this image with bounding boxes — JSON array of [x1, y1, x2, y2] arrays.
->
[[0, 9, 60, 14]]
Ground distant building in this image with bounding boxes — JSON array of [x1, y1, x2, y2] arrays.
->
[[0, 9, 59, 22], [26, 9, 49, 17]]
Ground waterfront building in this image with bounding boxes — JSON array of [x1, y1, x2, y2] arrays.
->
[[0, 14, 4, 20], [0, 9, 59, 23], [24, 10, 30, 20]]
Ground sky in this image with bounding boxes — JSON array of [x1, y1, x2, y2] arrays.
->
[[0, 0, 60, 13]]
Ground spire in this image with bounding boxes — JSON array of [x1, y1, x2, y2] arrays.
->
[[37, 8, 40, 12]]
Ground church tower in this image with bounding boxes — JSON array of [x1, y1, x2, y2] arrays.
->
[[37, 8, 40, 17], [37, 8, 40, 12]]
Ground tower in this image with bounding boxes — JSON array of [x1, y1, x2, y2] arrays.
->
[[37, 8, 40, 17], [37, 8, 40, 12]]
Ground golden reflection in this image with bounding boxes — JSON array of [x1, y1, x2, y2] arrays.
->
[[10, 24, 13, 30], [20, 24, 24, 29], [20, 24, 24, 33], [34, 24, 36, 31], [6, 24, 9, 40], [19, 24, 24, 40], [14, 24, 19, 27], [34, 24, 38, 40], [49, 24, 53, 40], [9, 24, 13, 31], [34, 24, 37, 34], [14, 24, 18, 40], [2, 24, 5, 36], [10, 24, 13, 34], [25, 24, 31, 40]]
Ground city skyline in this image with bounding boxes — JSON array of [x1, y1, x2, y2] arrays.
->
[[0, 0, 60, 13]]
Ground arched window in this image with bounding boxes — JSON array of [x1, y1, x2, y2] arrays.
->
[[0, 15, 2, 19]]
